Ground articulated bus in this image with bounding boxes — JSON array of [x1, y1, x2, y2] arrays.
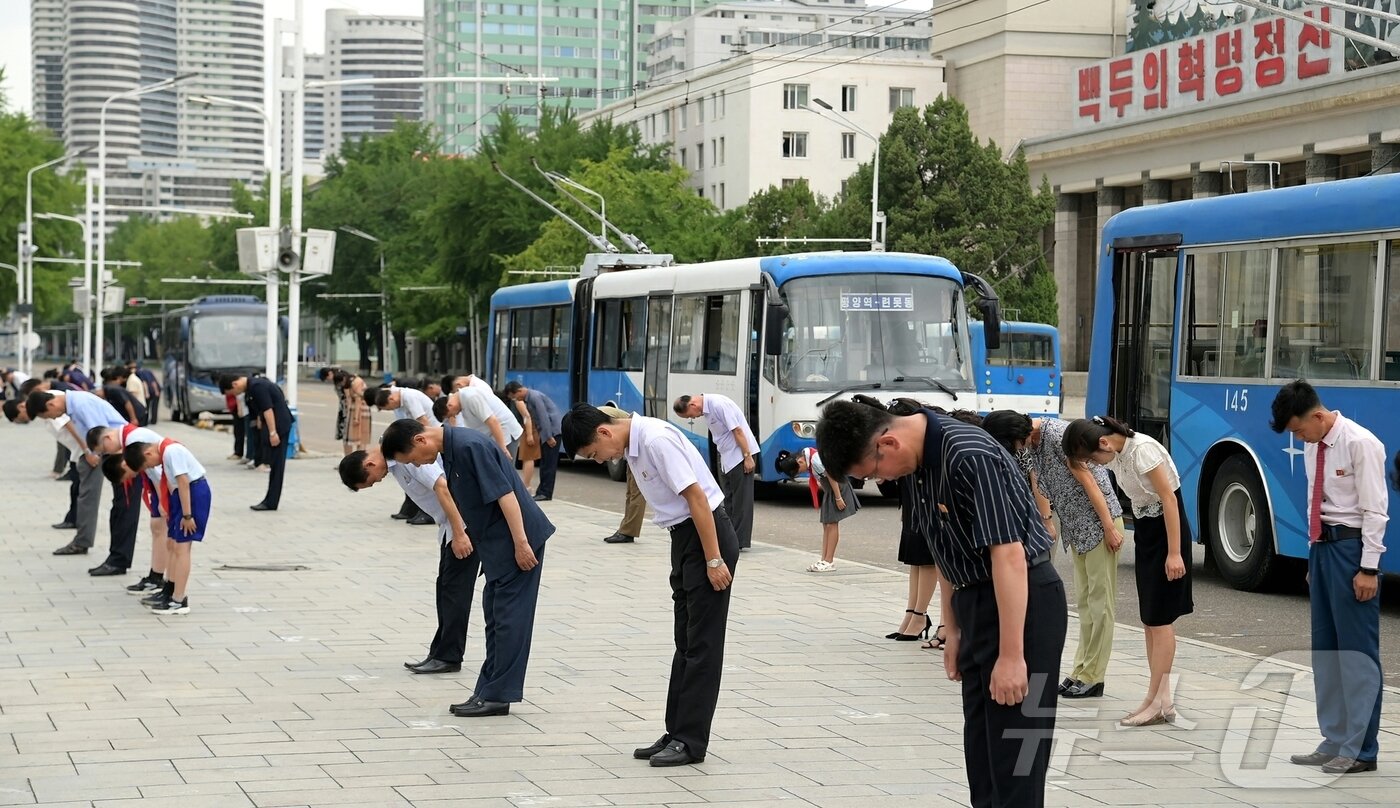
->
[[488, 251, 1003, 483], [970, 320, 1061, 417], [162, 295, 284, 423], [1089, 172, 1400, 590]]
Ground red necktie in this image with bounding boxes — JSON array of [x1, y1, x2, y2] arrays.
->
[[1308, 442, 1327, 543]]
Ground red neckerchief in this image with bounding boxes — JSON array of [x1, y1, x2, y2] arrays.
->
[[804, 447, 821, 510], [156, 437, 179, 516], [119, 424, 139, 494]]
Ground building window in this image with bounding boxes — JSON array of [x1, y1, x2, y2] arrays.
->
[[782, 83, 809, 110], [696, 142, 705, 167], [841, 84, 856, 112], [840, 179, 849, 196], [680, 103, 688, 129], [841, 132, 856, 159], [710, 139, 717, 166], [718, 136, 725, 165], [781, 178, 799, 188], [719, 182, 725, 208], [782, 131, 808, 158], [889, 86, 914, 112], [679, 147, 687, 168], [697, 96, 705, 120]]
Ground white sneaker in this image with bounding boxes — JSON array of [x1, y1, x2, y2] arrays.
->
[[806, 559, 836, 573]]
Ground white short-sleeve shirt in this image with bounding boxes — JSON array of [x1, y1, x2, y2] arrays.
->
[[701, 393, 757, 473], [388, 456, 449, 543], [159, 442, 207, 483], [394, 387, 439, 425], [1104, 433, 1179, 518], [626, 414, 724, 528], [455, 387, 523, 442]]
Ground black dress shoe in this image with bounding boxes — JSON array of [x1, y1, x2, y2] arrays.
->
[[1290, 751, 1335, 766], [633, 735, 670, 759], [250, 503, 276, 511], [1058, 677, 1077, 695], [407, 512, 435, 526], [88, 563, 127, 576], [451, 698, 509, 717], [1062, 681, 1104, 699], [1321, 756, 1377, 774], [51, 521, 77, 530], [603, 532, 635, 544], [391, 512, 411, 520], [649, 740, 703, 767], [409, 659, 461, 675], [405, 657, 433, 670], [532, 494, 551, 502], [53, 542, 88, 556]]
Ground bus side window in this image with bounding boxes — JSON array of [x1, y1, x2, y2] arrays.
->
[[1273, 240, 1378, 381], [1383, 239, 1400, 382], [671, 293, 739, 374]]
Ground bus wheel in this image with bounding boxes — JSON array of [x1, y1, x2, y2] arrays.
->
[[1208, 455, 1277, 592], [605, 457, 628, 482]]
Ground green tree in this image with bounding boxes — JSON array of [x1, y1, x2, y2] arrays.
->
[[822, 98, 1057, 324], [715, 180, 829, 259]]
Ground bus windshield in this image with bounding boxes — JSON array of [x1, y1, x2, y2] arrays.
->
[[777, 273, 973, 392], [190, 314, 268, 370]]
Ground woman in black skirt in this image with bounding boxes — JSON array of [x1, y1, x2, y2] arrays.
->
[[1065, 416, 1193, 727]]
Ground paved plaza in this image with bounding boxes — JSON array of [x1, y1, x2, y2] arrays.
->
[[2, 419, 1399, 807]]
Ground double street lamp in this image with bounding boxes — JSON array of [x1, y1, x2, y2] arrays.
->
[[33, 211, 91, 378], [807, 98, 884, 252], [21, 147, 91, 374]]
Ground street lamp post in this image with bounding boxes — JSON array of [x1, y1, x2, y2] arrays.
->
[[190, 94, 280, 382], [97, 73, 197, 369], [339, 226, 389, 376], [34, 211, 91, 381], [23, 147, 91, 374], [0, 262, 19, 362], [809, 98, 883, 252]]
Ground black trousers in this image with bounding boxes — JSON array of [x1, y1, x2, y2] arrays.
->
[[62, 462, 78, 524], [472, 539, 547, 703], [232, 415, 246, 457], [258, 415, 291, 508], [428, 539, 481, 664], [952, 561, 1068, 808], [103, 477, 144, 570], [663, 507, 741, 758], [396, 495, 422, 519], [535, 435, 560, 498]]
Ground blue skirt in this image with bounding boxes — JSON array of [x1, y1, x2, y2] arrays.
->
[[166, 477, 212, 543]]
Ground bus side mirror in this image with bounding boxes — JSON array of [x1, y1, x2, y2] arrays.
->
[[764, 304, 789, 356], [977, 299, 1002, 350]]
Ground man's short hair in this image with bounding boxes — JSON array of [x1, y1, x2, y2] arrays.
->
[[42, 369, 59, 380], [381, 418, 427, 458], [432, 395, 450, 423], [217, 374, 242, 393], [25, 391, 54, 420], [18, 378, 43, 396], [814, 400, 894, 479], [1270, 379, 1321, 433], [338, 450, 371, 490], [86, 425, 111, 451], [560, 403, 614, 455], [440, 375, 458, 394], [101, 454, 130, 485], [122, 441, 153, 472], [3, 399, 25, 423], [671, 395, 693, 415], [503, 380, 524, 397], [373, 387, 395, 409]]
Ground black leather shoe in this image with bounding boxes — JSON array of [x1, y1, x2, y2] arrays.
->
[[409, 659, 461, 674], [407, 512, 435, 526], [633, 735, 670, 759], [604, 532, 635, 544], [649, 740, 703, 767], [1058, 677, 1077, 695], [405, 657, 432, 670], [1062, 681, 1104, 699], [451, 699, 509, 717], [53, 542, 88, 556], [88, 563, 126, 576], [1290, 751, 1335, 767], [250, 503, 276, 511], [1321, 756, 1377, 774], [391, 512, 411, 520], [51, 521, 77, 530], [532, 494, 551, 502]]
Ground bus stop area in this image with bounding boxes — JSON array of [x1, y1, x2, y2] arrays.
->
[[2, 420, 1399, 808]]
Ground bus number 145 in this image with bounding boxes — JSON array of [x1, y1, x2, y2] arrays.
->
[[1224, 388, 1249, 412]]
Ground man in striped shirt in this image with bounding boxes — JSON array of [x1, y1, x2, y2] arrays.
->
[[816, 399, 1067, 808]]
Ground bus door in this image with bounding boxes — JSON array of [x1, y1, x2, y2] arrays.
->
[[1109, 244, 1180, 446], [642, 294, 671, 418], [570, 278, 595, 406]]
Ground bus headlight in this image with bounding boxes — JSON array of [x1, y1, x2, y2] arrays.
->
[[791, 421, 817, 439]]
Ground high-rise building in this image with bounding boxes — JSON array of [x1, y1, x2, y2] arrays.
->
[[31, 0, 266, 223], [281, 49, 326, 178], [424, 0, 721, 154], [323, 9, 424, 161]]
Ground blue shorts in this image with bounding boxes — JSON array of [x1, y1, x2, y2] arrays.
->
[[143, 476, 161, 517], [166, 477, 212, 543]]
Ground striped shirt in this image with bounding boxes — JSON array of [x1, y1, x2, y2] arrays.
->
[[904, 411, 1055, 589]]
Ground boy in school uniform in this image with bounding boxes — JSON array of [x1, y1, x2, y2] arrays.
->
[[560, 404, 739, 767], [89, 425, 171, 596], [123, 438, 213, 615]]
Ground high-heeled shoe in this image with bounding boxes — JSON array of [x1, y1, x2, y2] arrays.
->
[[895, 612, 931, 642], [885, 610, 915, 639], [923, 624, 946, 650], [1119, 706, 1176, 727]]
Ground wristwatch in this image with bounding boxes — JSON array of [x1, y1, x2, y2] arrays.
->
[[706, 558, 723, 569], [1360, 567, 1379, 576]]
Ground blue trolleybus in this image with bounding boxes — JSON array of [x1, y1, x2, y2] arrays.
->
[[162, 295, 284, 423], [488, 251, 1004, 483], [1088, 172, 1400, 590], [970, 320, 1061, 417]]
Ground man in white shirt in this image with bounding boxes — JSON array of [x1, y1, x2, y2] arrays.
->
[[561, 404, 739, 768], [1271, 380, 1387, 775], [371, 386, 441, 524], [437, 384, 522, 458], [674, 393, 758, 550], [340, 447, 480, 675], [2, 367, 31, 400]]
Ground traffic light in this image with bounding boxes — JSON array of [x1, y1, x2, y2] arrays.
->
[[127, 296, 148, 308]]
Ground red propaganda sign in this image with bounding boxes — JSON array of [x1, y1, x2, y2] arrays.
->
[[1074, 6, 1344, 129]]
